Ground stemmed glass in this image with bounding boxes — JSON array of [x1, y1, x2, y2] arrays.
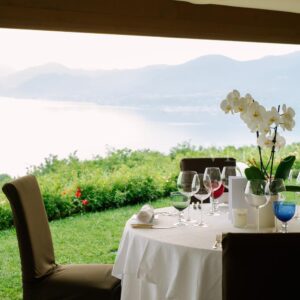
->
[[296, 172, 300, 218], [221, 166, 242, 206], [267, 178, 295, 233], [204, 167, 222, 216], [221, 166, 242, 189], [177, 171, 200, 222], [194, 173, 211, 227], [273, 201, 296, 233], [170, 192, 189, 226], [245, 179, 269, 232], [287, 169, 300, 219]]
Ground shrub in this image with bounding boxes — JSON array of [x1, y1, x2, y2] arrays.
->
[[0, 144, 299, 231], [0, 204, 13, 230]]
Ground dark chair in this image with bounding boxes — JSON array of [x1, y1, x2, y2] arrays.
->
[[222, 232, 300, 300], [2, 175, 121, 300], [180, 157, 236, 202]]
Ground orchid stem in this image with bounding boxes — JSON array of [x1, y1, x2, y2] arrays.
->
[[269, 105, 280, 181], [256, 131, 268, 178]]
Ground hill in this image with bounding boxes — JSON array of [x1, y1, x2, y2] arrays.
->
[[1, 52, 300, 108]]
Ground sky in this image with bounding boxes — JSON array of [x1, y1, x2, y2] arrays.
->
[[1, 28, 300, 71], [1, 27, 300, 176]]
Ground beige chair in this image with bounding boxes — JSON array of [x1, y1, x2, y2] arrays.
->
[[222, 232, 300, 300], [2, 175, 121, 300]]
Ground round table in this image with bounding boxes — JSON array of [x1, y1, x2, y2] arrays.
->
[[112, 204, 300, 300], [112, 205, 242, 300]]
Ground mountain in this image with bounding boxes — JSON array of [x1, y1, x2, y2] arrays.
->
[[0, 52, 300, 108]]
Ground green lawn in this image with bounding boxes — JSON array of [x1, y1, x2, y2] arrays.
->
[[0, 198, 170, 300]]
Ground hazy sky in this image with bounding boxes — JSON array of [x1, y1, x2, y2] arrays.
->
[[1, 28, 300, 71]]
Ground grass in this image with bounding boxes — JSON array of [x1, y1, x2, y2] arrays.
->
[[0, 198, 170, 300]]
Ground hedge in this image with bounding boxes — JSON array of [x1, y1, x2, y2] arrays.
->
[[0, 143, 299, 230]]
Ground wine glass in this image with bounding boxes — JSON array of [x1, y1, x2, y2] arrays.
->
[[177, 171, 200, 222], [221, 166, 242, 206], [221, 166, 242, 189], [170, 192, 189, 226], [204, 167, 222, 216], [273, 200, 296, 233], [245, 179, 269, 232], [287, 169, 300, 219], [296, 172, 300, 218], [193, 173, 211, 227]]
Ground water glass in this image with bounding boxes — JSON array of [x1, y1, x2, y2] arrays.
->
[[170, 192, 189, 226], [204, 167, 221, 216], [177, 171, 200, 222], [273, 201, 296, 233], [193, 173, 211, 227], [245, 179, 269, 232], [221, 166, 242, 189], [287, 169, 300, 219]]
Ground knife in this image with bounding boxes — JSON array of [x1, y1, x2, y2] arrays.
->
[[131, 224, 176, 229]]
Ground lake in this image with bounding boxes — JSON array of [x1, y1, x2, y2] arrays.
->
[[0, 97, 298, 176]]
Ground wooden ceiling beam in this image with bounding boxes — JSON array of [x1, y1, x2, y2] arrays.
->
[[0, 0, 300, 44]]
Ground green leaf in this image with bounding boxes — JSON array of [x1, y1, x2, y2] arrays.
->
[[244, 166, 265, 180], [274, 155, 296, 180]]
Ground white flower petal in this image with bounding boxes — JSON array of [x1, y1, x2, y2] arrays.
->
[[265, 107, 280, 126], [220, 99, 233, 114], [275, 133, 286, 150], [257, 134, 273, 148]]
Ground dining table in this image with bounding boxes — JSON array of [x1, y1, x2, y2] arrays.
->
[[112, 203, 300, 300]]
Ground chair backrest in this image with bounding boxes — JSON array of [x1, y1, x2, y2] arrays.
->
[[180, 157, 236, 201], [2, 175, 56, 283], [180, 157, 236, 174], [222, 232, 300, 300]]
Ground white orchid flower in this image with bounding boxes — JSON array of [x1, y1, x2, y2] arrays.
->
[[220, 90, 295, 181], [275, 133, 286, 150], [227, 90, 240, 102], [282, 104, 295, 118], [258, 121, 271, 135], [234, 97, 249, 114], [244, 93, 254, 105], [220, 99, 234, 114], [244, 102, 266, 132], [280, 117, 295, 131], [257, 134, 273, 149], [265, 107, 280, 126], [280, 104, 296, 131], [257, 132, 286, 150], [245, 118, 260, 132], [247, 102, 266, 121], [226, 90, 240, 112], [241, 111, 257, 131]]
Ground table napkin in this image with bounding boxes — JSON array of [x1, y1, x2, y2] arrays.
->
[[136, 204, 154, 224]]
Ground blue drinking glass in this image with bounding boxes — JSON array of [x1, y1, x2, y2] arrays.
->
[[273, 201, 296, 233]]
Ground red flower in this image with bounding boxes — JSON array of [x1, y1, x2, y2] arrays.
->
[[81, 199, 89, 206], [75, 188, 82, 198]]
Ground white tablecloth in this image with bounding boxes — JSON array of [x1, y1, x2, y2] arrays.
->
[[112, 204, 300, 300]]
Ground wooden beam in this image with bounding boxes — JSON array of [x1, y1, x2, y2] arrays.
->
[[0, 0, 300, 44]]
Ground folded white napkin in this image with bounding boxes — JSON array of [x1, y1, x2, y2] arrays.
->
[[136, 204, 154, 224]]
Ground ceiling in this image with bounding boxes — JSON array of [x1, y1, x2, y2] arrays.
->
[[176, 0, 300, 14], [0, 0, 300, 44]]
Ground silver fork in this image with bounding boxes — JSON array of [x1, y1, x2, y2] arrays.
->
[[212, 234, 222, 249]]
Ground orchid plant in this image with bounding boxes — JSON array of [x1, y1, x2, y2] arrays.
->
[[220, 90, 296, 182]]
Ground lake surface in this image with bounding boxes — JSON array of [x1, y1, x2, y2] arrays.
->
[[0, 97, 298, 176]]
